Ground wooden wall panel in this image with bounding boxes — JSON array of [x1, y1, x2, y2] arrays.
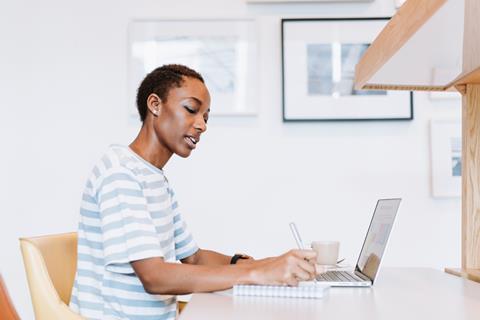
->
[[462, 84, 480, 269]]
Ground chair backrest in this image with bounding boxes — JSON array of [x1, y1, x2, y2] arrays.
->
[[0, 274, 20, 320], [20, 232, 84, 319]]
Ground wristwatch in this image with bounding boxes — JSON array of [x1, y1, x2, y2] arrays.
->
[[230, 253, 250, 264]]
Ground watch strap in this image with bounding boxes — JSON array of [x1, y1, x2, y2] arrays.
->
[[230, 254, 249, 264]]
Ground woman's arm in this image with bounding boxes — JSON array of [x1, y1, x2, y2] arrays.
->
[[131, 249, 316, 295], [180, 249, 252, 266]]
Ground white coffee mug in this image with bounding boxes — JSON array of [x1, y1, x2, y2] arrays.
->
[[311, 241, 340, 265]]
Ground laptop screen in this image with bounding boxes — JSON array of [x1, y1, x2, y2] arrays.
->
[[355, 199, 401, 282]]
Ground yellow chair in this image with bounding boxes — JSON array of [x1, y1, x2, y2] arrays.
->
[[19, 232, 84, 319], [20, 232, 187, 318]]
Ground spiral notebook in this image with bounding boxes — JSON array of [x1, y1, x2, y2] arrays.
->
[[233, 282, 330, 299]]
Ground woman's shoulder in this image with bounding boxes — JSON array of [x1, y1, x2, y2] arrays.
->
[[87, 145, 135, 180], [88, 144, 166, 188], [104, 144, 165, 178]]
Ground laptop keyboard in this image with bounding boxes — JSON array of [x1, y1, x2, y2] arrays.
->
[[316, 271, 363, 282]]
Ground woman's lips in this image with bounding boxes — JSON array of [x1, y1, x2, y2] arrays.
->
[[184, 136, 197, 149]]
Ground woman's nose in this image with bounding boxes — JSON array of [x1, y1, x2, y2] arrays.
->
[[194, 117, 207, 133]]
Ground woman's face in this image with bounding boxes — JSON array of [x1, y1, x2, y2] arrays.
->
[[151, 77, 211, 158]]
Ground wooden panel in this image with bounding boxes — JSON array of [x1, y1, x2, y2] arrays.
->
[[462, 84, 480, 269], [365, 66, 480, 91], [362, 84, 448, 91], [355, 0, 447, 90], [463, 0, 480, 73], [178, 301, 188, 313], [450, 66, 480, 87], [445, 268, 480, 283]]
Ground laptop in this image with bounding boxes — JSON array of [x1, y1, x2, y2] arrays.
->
[[315, 198, 401, 287]]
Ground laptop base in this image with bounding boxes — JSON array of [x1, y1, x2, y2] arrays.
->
[[315, 270, 372, 287]]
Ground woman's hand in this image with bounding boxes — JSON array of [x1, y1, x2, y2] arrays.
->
[[132, 249, 317, 295], [248, 249, 317, 286]]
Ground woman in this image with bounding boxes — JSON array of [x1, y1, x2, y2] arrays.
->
[[70, 64, 316, 320]]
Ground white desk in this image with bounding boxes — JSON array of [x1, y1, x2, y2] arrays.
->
[[179, 268, 480, 320]]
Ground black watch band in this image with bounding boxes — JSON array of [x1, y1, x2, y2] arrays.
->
[[230, 254, 248, 265]]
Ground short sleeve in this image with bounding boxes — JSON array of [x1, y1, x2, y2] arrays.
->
[[170, 190, 199, 260], [97, 167, 164, 274]]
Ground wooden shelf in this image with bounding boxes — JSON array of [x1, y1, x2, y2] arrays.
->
[[445, 268, 480, 283], [355, 0, 465, 91], [355, 0, 480, 273]]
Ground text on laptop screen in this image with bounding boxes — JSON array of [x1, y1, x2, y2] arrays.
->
[[356, 199, 401, 281]]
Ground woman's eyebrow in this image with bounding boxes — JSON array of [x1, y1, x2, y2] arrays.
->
[[185, 97, 209, 112], [186, 96, 203, 105]]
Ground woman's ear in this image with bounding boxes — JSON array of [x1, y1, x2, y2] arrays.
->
[[146, 93, 162, 117]]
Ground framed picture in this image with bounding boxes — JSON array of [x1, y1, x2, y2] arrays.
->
[[430, 120, 461, 198], [281, 18, 413, 121], [128, 19, 257, 118]]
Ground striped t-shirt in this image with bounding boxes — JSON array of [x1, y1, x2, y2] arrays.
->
[[70, 145, 198, 320]]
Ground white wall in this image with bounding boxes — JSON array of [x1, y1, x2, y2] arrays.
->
[[0, 0, 461, 318]]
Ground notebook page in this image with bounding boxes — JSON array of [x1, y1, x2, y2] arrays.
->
[[233, 282, 329, 299]]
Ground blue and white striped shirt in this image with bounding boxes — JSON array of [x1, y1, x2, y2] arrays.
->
[[70, 145, 198, 320]]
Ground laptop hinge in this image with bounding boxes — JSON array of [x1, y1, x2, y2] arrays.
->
[[354, 270, 372, 282]]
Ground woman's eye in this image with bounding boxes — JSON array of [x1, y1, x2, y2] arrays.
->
[[184, 106, 196, 114]]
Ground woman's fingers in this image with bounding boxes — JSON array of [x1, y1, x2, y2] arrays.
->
[[292, 265, 312, 281], [254, 249, 319, 285], [283, 250, 317, 282], [297, 258, 316, 279], [290, 249, 317, 276], [285, 276, 299, 287], [292, 249, 317, 261]]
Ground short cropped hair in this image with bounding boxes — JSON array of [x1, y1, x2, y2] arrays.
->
[[136, 64, 204, 122]]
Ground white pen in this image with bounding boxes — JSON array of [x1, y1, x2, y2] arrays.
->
[[289, 222, 318, 283], [289, 222, 306, 250]]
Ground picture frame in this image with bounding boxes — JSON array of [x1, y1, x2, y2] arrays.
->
[[281, 18, 413, 121], [430, 119, 461, 198], [128, 19, 257, 118]]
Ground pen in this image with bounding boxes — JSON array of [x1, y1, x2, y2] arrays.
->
[[289, 222, 306, 250], [289, 222, 318, 282]]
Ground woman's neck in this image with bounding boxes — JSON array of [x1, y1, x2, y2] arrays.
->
[[129, 124, 172, 169]]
